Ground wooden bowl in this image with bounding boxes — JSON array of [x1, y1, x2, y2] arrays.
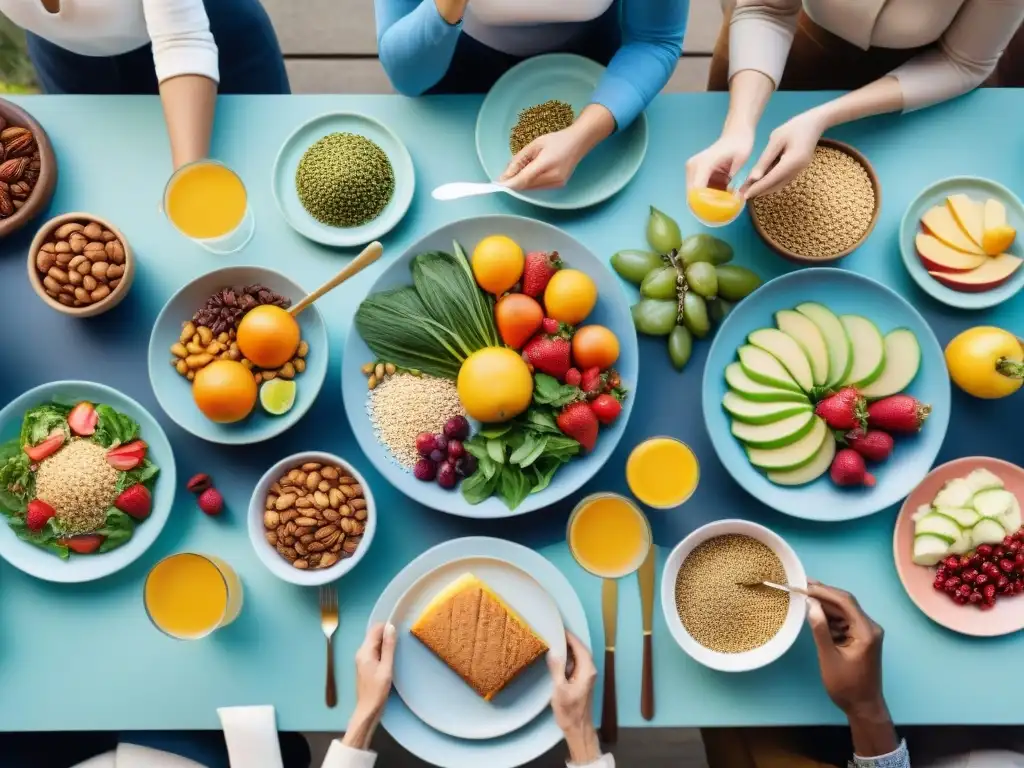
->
[[749, 138, 882, 265], [0, 98, 57, 239], [27, 212, 135, 318]]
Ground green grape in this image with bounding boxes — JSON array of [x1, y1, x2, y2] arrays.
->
[[667, 325, 693, 371], [684, 262, 718, 298], [611, 249, 664, 285], [631, 299, 678, 336], [682, 292, 710, 338], [708, 298, 734, 324], [677, 234, 733, 266], [646, 206, 682, 254], [640, 266, 680, 300], [714, 265, 763, 301]]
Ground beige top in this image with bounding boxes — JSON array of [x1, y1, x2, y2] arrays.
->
[[729, 0, 1024, 110]]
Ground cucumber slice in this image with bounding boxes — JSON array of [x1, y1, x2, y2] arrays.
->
[[936, 506, 981, 529], [858, 329, 921, 399], [748, 328, 815, 392], [722, 392, 812, 425], [840, 315, 886, 388], [912, 503, 933, 522], [731, 411, 815, 449], [966, 468, 1005, 494], [933, 478, 974, 509], [974, 489, 1014, 519], [775, 309, 830, 387], [745, 417, 828, 471], [724, 363, 810, 404], [795, 302, 852, 388], [950, 528, 973, 555], [767, 431, 835, 486], [972, 516, 1007, 546], [737, 345, 802, 393], [914, 512, 961, 543], [913, 534, 952, 566], [1003, 496, 1022, 534]]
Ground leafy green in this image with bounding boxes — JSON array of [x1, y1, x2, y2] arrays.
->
[[19, 404, 70, 448], [0, 439, 31, 515], [93, 405, 139, 448], [117, 459, 159, 493], [96, 509, 135, 553], [6, 512, 68, 559], [532, 374, 583, 408]]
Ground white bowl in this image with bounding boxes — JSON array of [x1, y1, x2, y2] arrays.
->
[[248, 451, 376, 586], [660, 519, 807, 672]]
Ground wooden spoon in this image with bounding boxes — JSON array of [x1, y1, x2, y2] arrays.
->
[[738, 580, 809, 596], [289, 241, 383, 318]]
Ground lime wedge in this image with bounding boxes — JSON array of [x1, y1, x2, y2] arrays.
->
[[260, 379, 296, 415]]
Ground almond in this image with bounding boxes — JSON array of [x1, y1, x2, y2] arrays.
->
[[0, 157, 26, 183], [4, 133, 34, 158], [0, 185, 14, 217], [0, 126, 29, 143]]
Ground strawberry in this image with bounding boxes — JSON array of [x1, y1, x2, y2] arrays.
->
[[521, 251, 562, 297], [830, 448, 876, 487], [815, 387, 867, 430], [867, 395, 931, 433], [556, 402, 599, 452], [590, 394, 622, 425], [106, 440, 147, 471], [564, 368, 582, 387], [198, 487, 224, 516], [67, 402, 98, 436], [845, 429, 894, 462], [25, 499, 56, 532], [522, 323, 573, 380], [581, 366, 604, 398], [59, 534, 105, 555], [186, 473, 213, 494], [115, 484, 151, 520], [540, 317, 561, 335], [23, 428, 65, 462]]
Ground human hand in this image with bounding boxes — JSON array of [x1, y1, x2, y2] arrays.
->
[[500, 126, 588, 191], [685, 127, 755, 192], [342, 623, 396, 750], [740, 110, 826, 199], [548, 631, 601, 764]]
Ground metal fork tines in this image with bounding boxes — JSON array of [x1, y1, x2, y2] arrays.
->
[[320, 585, 339, 708]]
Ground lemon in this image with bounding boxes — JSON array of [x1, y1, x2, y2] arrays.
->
[[457, 347, 533, 422], [471, 235, 525, 295], [260, 379, 297, 416]]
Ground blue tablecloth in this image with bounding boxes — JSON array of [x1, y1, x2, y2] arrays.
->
[[0, 92, 1020, 732]]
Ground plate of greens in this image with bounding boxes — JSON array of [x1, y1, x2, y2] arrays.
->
[[0, 381, 176, 583], [342, 214, 638, 519]]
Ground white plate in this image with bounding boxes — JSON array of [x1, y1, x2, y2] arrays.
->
[[389, 556, 566, 740], [369, 537, 590, 768]]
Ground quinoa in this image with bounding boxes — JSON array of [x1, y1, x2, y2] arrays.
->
[[367, 373, 465, 469], [34, 438, 119, 535]]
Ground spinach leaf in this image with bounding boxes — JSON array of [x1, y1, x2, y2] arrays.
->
[[19, 404, 70, 448], [0, 444, 32, 516], [96, 509, 135, 553], [497, 466, 532, 510], [93, 404, 139, 448], [532, 374, 582, 408], [116, 459, 159, 492], [461, 468, 499, 505], [7, 514, 68, 559]]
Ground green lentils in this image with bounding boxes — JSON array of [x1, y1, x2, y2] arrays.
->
[[296, 132, 395, 228], [509, 100, 575, 155]]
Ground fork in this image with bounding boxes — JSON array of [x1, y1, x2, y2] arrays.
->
[[320, 585, 339, 708]]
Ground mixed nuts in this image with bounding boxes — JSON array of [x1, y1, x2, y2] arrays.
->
[[0, 122, 41, 220], [34, 219, 127, 308], [170, 320, 309, 383]]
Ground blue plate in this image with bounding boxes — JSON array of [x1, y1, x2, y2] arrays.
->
[[899, 176, 1024, 309], [272, 112, 415, 247], [147, 266, 328, 445], [342, 214, 639, 519], [476, 54, 648, 210], [702, 269, 950, 522], [0, 381, 177, 583], [369, 537, 589, 768]]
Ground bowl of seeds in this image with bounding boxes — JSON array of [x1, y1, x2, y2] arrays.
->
[[661, 519, 807, 672], [749, 139, 881, 264], [272, 112, 415, 248]]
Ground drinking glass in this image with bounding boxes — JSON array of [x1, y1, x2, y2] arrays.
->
[[163, 159, 255, 254], [567, 492, 652, 579], [144, 552, 244, 640], [626, 436, 701, 510]]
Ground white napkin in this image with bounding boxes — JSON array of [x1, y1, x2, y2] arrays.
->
[[217, 705, 285, 768], [72, 745, 207, 768]]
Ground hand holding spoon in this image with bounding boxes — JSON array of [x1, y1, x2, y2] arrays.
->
[[431, 181, 512, 202], [289, 241, 383, 317]]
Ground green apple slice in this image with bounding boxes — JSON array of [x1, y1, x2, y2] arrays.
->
[[840, 315, 885, 388], [950, 528, 973, 555], [974, 489, 1014, 519], [972, 517, 1008, 546], [766, 430, 835, 486], [795, 302, 852, 388], [724, 363, 810, 403], [731, 411, 815, 449], [966, 468, 1005, 494], [1003, 496, 1021, 533], [858, 329, 921, 399], [737, 345, 802, 393], [913, 534, 951, 566], [745, 417, 827, 471], [936, 506, 981, 529], [748, 328, 814, 392], [722, 392, 812, 425], [915, 511, 962, 542], [775, 309, 830, 387], [933, 478, 974, 509]]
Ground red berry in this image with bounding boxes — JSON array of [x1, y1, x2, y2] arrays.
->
[[1011, 541, 1021, 554], [1015, 530, 1024, 541], [996, 546, 1007, 559], [984, 584, 998, 600], [975, 573, 990, 586], [960, 555, 973, 569], [958, 584, 972, 597], [186, 473, 213, 494], [968, 554, 983, 568], [944, 556, 962, 572], [983, 562, 1000, 577], [962, 568, 979, 583], [944, 577, 961, 592], [937, 564, 949, 577], [933, 576, 947, 591], [413, 458, 437, 482], [1001, 559, 1015, 573], [998, 575, 1011, 589], [977, 544, 994, 557], [970, 591, 984, 604], [980, 601, 996, 610], [197, 487, 223, 516], [955, 594, 969, 605], [1004, 536, 1016, 547]]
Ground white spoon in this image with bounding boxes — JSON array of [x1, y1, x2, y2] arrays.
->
[[431, 181, 512, 201]]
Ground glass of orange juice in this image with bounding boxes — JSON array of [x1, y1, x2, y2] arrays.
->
[[568, 493, 652, 579], [163, 159, 254, 254], [627, 437, 700, 509], [144, 553, 244, 640], [687, 186, 744, 228]]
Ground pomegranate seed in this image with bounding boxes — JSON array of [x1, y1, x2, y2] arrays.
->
[[1004, 536, 1015, 547], [968, 554, 983, 568], [954, 594, 969, 605], [1015, 529, 1024, 541], [998, 575, 1011, 589], [958, 584, 972, 597], [984, 584, 998, 600], [1010, 541, 1021, 554], [969, 591, 984, 604], [937, 565, 949, 578], [975, 573, 990, 586], [980, 601, 996, 610], [961, 555, 973, 569], [1000, 559, 1015, 573], [977, 544, 994, 557], [944, 556, 962, 572], [1015, 582, 1024, 594], [983, 562, 1001, 577], [933, 577, 947, 591], [995, 546, 1007, 559], [962, 568, 979, 583], [944, 576, 962, 590]]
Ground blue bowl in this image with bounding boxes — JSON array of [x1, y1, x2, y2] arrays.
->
[[702, 268, 950, 522], [0, 381, 177, 583], [147, 266, 328, 445], [900, 176, 1024, 309], [342, 214, 639, 519], [476, 54, 647, 210]]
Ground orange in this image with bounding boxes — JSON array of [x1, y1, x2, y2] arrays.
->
[[193, 359, 258, 423], [572, 325, 620, 370], [236, 305, 300, 369], [544, 269, 597, 325], [472, 235, 524, 295], [457, 347, 533, 422], [688, 187, 743, 225]]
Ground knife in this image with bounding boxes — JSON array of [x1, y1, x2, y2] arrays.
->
[[638, 547, 656, 721], [600, 578, 618, 744]]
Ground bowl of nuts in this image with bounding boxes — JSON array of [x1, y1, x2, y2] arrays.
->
[[248, 451, 376, 586], [28, 213, 132, 316], [0, 98, 57, 239]]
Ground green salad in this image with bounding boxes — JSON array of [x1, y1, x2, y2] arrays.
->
[[0, 401, 159, 559]]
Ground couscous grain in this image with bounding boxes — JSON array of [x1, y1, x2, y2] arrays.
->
[[34, 438, 119, 535]]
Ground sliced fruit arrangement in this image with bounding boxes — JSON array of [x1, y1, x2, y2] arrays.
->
[[612, 206, 762, 372], [721, 300, 930, 489], [917, 192, 1022, 292], [911, 468, 1024, 610]]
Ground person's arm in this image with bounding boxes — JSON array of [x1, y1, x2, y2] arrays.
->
[[728, 0, 801, 89], [141, 0, 219, 169], [374, 0, 465, 96]]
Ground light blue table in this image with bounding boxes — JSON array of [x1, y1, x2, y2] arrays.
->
[[0, 92, 1021, 733]]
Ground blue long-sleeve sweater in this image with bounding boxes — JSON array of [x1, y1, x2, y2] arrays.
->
[[373, 0, 688, 130]]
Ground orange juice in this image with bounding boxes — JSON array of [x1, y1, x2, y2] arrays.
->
[[627, 437, 700, 509], [165, 161, 248, 239], [688, 187, 743, 226], [144, 553, 243, 640], [568, 493, 651, 578]]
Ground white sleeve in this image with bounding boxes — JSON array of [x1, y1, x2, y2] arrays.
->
[[568, 754, 615, 768], [321, 741, 378, 768], [892, 0, 1024, 111], [727, 0, 802, 87], [141, 0, 220, 84]]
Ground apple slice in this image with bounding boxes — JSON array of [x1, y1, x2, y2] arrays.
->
[[916, 233, 986, 272], [929, 253, 1023, 292], [947, 194, 984, 247], [921, 205, 985, 255], [982, 198, 1015, 256]]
